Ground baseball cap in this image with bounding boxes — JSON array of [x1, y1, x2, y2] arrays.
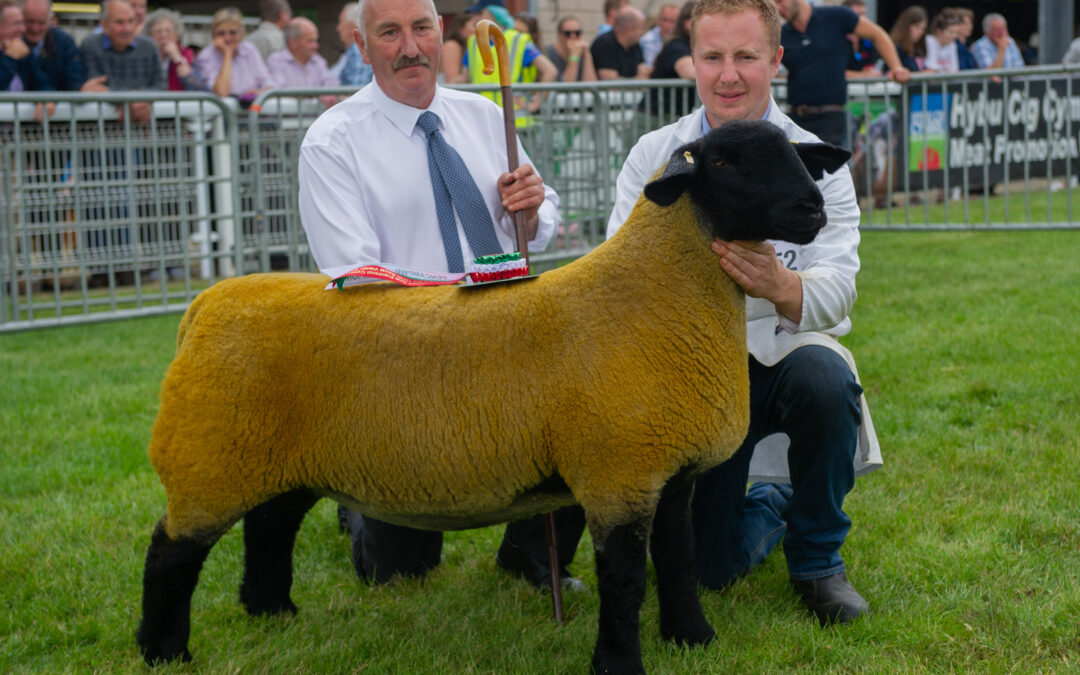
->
[[464, 0, 505, 13]]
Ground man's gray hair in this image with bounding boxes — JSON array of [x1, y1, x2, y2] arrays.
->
[[259, 0, 290, 22], [283, 18, 302, 42], [358, 0, 436, 37], [342, 1, 359, 27], [981, 12, 1006, 33], [144, 8, 184, 41], [100, 0, 133, 21]]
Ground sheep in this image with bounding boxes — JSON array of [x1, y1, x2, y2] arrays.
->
[[136, 120, 850, 674]]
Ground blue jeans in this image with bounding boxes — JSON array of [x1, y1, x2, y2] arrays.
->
[[692, 346, 863, 586]]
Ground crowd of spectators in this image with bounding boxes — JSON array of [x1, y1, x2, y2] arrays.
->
[[0, 0, 1063, 123], [0, 0, 376, 117]]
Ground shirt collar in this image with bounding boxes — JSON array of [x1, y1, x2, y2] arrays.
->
[[371, 81, 446, 138], [102, 34, 134, 53], [698, 99, 774, 137]]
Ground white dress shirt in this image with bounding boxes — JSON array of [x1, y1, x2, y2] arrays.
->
[[299, 82, 559, 279], [606, 102, 880, 481]]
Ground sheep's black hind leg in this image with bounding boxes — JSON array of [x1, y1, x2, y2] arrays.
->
[[651, 479, 715, 647], [239, 489, 320, 616], [137, 519, 216, 665], [591, 518, 649, 675]]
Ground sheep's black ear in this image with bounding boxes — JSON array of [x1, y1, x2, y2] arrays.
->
[[792, 141, 852, 180], [644, 140, 702, 206]]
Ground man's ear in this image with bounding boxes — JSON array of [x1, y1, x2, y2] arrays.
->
[[644, 140, 702, 206], [792, 141, 852, 180], [354, 28, 369, 63]]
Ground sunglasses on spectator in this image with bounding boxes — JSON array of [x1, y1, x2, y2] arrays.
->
[[561, 29, 582, 37]]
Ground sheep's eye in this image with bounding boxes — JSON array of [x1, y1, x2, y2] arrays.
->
[[713, 159, 726, 167]]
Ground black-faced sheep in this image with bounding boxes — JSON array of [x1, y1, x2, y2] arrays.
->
[[136, 120, 850, 674]]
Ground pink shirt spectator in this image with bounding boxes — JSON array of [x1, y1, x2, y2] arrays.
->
[[194, 40, 272, 97], [265, 49, 337, 88]]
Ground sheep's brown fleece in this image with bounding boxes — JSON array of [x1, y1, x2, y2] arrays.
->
[[150, 187, 748, 547]]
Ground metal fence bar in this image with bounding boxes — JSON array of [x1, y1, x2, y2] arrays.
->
[[4, 69, 1080, 331], [0, 91, 240, 332]]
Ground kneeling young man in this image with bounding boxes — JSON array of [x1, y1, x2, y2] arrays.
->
[[606, 0, 880, 625]]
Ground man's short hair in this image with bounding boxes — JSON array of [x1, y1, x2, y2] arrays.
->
[[613, 5, 642, 31], [982, 12, 1006, 34], [359, 0, 435, 38], [259, 0, 289, 23], [603, 0, 627, 19], [283, 18, 302, 42], [100, 0, 132, 21], [144, 7, 184, 41], [690, 0, 782, 56], [341, 1, 359, 27]]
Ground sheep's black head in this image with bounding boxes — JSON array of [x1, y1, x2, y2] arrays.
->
[[643, 120, 851, 245]]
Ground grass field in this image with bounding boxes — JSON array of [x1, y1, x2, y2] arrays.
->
[[1, 230, 1078, 673]]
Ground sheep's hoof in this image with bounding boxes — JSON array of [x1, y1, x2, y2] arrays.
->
[[241, 595, 298, 617], [139, 643, 193, 666], [662, 622, 715, 648], [591, 647, 645, 675]]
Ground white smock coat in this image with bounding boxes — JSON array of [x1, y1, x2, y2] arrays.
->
[[606, 101, 881, 482]]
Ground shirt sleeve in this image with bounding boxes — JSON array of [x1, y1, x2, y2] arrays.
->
[[521, 42, 540, 68], [298, 139, 384, 275], [606, 131, 667, 239], [790, 164, 860, 332]]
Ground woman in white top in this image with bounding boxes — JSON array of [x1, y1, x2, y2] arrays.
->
[[923, 10, 961, 73]]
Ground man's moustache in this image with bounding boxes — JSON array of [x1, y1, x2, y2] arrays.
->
[[393, 55, 431, 71]]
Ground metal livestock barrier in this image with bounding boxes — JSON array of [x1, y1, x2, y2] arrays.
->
[[3, 67, 1079, 331]]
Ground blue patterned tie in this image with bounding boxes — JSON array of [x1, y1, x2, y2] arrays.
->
[[417, 111, 503, 272]]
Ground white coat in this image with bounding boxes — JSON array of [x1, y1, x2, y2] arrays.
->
[[607, 100, 881, 481]]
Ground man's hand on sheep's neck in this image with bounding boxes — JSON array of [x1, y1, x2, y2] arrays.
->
[[498, 165, 546, 239], [711, 239, 804, 324]]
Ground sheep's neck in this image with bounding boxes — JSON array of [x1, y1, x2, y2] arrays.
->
[[588, 195, 741, 313]]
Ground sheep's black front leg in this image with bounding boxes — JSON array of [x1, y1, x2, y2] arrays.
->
[[591, 518, 649, 675], [650, 480, 715, 647], [240, 489, 320, 616], [137, 519, 215, 665]]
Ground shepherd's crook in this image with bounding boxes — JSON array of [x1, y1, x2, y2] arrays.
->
[[474, 19, 563, 625], [474, 19, 532, 270]]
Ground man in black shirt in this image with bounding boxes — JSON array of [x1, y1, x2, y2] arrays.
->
[[590, 5, 649, 79]]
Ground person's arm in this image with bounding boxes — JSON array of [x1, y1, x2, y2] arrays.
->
[[737, 161, 861, 330], [853, 17, 909, 83], [58, 32, 87, 91], [635, 61, 651, 79], [210, 38, 236, 97], [578, 48, 598, 81], [591, 40, 621, 80], [987, 35, 1011, 69], [298, 140, 384, 274], [673, 55, 694, 80], [606, 131, 669, 239], [499, 138, 559, 251]]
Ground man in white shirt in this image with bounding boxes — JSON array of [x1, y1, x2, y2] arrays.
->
[[606, 0, 880, 626], [298, 0, 585, 589]]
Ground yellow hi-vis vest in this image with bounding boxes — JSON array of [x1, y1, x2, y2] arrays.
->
[[466, 28, 537, 128]]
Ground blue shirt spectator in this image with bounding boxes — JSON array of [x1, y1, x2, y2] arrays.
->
[[971, 13, 1024, 69], [337, 42, 371, 87]]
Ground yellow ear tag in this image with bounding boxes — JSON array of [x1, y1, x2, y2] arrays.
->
[[684, 151, 694, 164]]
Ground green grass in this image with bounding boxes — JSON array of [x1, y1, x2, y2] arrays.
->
[[2, 230, 1079, 672], [861, 185, 1080, 228]]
